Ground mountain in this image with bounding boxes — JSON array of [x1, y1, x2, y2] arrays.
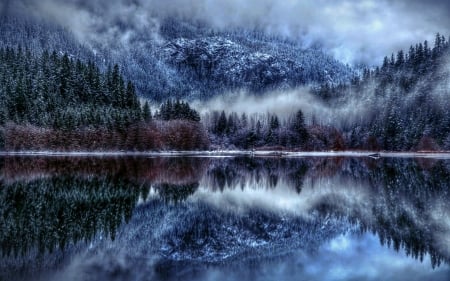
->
[[1, 11, 449, 151], [0, 14, 354, 101], [160, 35, 351, 99], [119, 18, 355, 100]]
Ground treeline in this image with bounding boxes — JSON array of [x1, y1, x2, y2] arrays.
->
[[317, 33, 450, 98], [2, 120, 209, 151], [204, 110, 345, 151], [0, 47, 209, 151], [154, 99, 201, 122]]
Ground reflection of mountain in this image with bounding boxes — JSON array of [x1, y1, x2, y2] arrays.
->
[[0, 156, 449, 281], [104, 200, 348, 265]]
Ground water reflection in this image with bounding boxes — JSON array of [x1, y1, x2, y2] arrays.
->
[[0, 156, 449, 281]]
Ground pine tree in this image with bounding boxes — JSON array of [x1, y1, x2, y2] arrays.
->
[[216, 111, 228, 135], [396, 50, 405, 67], [292, 110, 308, 146], [142, 101, 152, 122]]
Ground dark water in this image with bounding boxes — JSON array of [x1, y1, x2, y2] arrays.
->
[[0, 156, 449, 281]]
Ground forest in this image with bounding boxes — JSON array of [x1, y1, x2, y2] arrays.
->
[[205, 33, 450, 151], [0, 47, 209, 151], [0, 15, 449, 151]]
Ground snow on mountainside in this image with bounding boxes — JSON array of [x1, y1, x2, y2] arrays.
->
[[153, 21, 355, 100], [163, 37, 293, 92]]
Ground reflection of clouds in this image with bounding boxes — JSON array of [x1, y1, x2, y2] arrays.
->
[[300, 233, 450, 281], [188, 233, 450, 281], [431, 204, 450, 257], [193, 176, 372, 218]]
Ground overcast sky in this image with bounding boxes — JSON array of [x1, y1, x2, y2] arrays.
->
[[3, 0, 450, 65]]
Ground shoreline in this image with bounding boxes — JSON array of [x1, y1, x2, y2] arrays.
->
[[0, 150, 449, 159]]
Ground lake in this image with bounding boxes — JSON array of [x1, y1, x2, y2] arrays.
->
[[0, 155, 449, 281]]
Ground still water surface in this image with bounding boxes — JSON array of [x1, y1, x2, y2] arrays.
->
[[0, 156, 449, 281]]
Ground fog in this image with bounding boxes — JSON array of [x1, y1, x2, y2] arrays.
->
[[3, 0, 450, 65], [194, 88, 376, 127]]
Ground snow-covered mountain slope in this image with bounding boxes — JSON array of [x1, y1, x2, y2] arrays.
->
[[161, 36, 352, 96], [127, 18, 355, 100], [0, 12, 355, 101]]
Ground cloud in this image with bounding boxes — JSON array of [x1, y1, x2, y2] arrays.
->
[[4, 0, 450, 65]]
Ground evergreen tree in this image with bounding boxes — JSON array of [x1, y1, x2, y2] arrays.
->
[[142, 101, 152, 122], [291, 110, 308, 146], [396, 50, 405, 67], [216, 111, 228, 135]]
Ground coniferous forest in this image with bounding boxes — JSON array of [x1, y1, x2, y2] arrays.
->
[[0, 47, 209, 151], [0, 39, 449, 151], [0, 12, 449, 152]]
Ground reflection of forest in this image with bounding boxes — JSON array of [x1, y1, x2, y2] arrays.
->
[[0, 176, 144, 257], [361, 159, 450, 269], [0, 156, 209, 185], [0, 156, 449, 269], [0, 157, 210, 259], [203, 157, 310, 192]]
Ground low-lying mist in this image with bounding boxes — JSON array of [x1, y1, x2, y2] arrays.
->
[[193, 88, 377, 128]]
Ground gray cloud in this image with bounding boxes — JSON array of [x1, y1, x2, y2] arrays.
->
[[4, 0, 450, 65]]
